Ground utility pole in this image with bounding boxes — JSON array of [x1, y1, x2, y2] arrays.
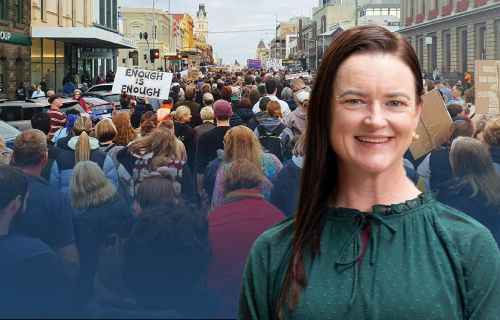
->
[[152, 0, 156, 70], [275, 12, 278, 60]]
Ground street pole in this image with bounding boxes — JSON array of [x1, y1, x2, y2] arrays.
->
[[355, 0, 359, 26], [152, 0, 156, 70], [315, 41, 318, 70]]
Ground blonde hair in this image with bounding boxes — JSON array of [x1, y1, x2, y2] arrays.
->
[[483, 118, 500, 148], [73, 117, 93, 163], [0, 135, 5, 149], [172, 106, 191, 122], [128, 127, 181, 160], [112, 111, 136, 146], [266, 101, 283, 118], [95, 118, 117, 143], [200, 106, 215, 121], [70, 161, 117, 209], [223, 126, 263, 171]]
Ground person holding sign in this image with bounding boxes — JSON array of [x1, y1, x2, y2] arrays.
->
[[239, 25, 500, 319]]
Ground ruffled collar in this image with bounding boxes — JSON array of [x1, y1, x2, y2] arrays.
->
[[326, 192, 435, 218]]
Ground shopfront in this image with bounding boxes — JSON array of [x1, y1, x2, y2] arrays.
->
[[31, 26, 136, 93], [0, 30, 31, 99]]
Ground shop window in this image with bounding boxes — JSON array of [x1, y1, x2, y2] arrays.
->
[[0, 0, 5, 20], [16, 59, 24, 86]]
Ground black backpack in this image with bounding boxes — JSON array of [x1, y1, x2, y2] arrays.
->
[[257, 123, 286, 161]]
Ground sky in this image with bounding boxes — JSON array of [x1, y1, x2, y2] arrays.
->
[[118, 0, 318, 65]]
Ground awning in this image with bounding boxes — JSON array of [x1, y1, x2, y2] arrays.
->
[[32, 27, 137, 49]]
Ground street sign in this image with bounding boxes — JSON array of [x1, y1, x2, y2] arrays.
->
[[112, 67, 173, 100]]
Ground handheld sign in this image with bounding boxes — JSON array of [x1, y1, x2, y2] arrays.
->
[[111, 67, 173, 100], [409, 89, 453, 159]]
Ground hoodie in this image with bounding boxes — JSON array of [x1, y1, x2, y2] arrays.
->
[[50, 135, 119, 197], [284, 107, 307, 136], [235, 108, 255, 126]]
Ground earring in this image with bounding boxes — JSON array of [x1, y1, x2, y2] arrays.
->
[[412, 132, 420, 142]]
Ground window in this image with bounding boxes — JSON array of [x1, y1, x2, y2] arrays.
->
[[41, 0, 47, 21], [0, 0, 5, 20], [15, 0, 22, 23], [435, 0, 439, 9]]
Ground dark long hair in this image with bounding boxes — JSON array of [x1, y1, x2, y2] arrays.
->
[[277, 25, 423, 316]]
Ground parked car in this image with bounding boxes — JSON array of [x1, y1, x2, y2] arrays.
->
[[0, 120, 21, 149], [86, 83, 113, 93], [83, 91, 120, 105], [0, 97, 114, 130]]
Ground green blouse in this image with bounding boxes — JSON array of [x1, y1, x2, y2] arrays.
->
[[238, 194, 500, 319]]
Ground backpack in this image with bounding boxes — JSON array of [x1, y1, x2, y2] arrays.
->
[[257, 123, 286, 161]]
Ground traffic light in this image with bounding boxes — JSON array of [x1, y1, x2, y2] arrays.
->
[[143, 32, 148, 40], [177, 53, 182, 60], [128, 51, 133, 59], [150, 49, 160, 62]]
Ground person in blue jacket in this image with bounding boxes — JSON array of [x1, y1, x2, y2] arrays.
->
[[50, 116, 118, 197]]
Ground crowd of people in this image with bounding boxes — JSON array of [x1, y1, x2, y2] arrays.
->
[[0, 25, 499, 318]]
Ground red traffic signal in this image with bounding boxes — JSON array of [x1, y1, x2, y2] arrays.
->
[[150, 49, 160, 61]]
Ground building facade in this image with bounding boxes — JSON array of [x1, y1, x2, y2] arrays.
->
[[118, 8, 174, 71], [194, 4, 208, 43], [399, 0, 500, 79], [0, 0, 31, 99], [31, 0, 135, 92], [256, 39, 269, 62]]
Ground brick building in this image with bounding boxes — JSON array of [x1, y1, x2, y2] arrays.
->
[[399, 0, 500, 80], [0, 0, 31, 99]]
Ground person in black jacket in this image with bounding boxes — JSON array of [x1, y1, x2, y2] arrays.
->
[[173, 106, 196, 177], [437, 137, 500, 244], [0, 166, 69, 318], [70, 161, 133, 306]]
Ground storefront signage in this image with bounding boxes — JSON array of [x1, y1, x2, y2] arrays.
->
[[112, 67, 173, 100], [0, 31, 31, 46], [80, 51, 114, 59]]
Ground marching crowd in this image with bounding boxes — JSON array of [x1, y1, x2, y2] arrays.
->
[[0, 57, 499, 318]]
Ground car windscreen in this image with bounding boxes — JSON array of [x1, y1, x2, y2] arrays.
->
[[0, 121, 21, 140]]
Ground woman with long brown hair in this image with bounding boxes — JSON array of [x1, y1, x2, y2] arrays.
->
[[112, 111, 137, 146], [239, 25, 499, 319]]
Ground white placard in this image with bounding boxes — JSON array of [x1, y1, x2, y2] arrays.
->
[[111, 67, 173, 100], [285, 72, 310, 80]]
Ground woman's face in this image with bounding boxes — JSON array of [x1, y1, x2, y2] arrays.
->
[[329, 53, 422, 175]]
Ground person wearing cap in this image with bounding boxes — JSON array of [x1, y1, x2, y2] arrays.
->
[[285, 90, 310, 136], [195, 100, 233, 198], [173, 84, 202, 128], [47, 95, 67, 141]]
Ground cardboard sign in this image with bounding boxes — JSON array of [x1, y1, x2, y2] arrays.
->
[[285, 72, 310, 80], [409, 89, 453, 159], [188, 55, 201, 80], [111, 67, 173, 100], [247, 59, 262, 69], [474, 60, 500, 115]]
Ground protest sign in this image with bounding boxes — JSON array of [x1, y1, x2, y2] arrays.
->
[[474, 60, 500, 114], [247, 59, 262, 69], [264, 58, 283, 70], [188, 55, 201, 80], [409, 89, 453, 159], [285, 72, 310, 80], [111, 67, 173, 100]]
